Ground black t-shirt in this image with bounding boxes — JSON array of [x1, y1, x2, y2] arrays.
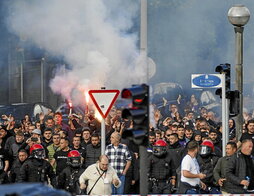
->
[[53, 150, 70, 175], [240, 132, 254, 155], [0, 147, 9, 170]]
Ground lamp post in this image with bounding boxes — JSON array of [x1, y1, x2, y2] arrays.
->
[[228, 5, 250, 141]]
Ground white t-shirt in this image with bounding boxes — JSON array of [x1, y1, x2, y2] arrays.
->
[[181, 154, 200, 186]]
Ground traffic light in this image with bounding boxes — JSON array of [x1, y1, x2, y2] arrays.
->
[[228, 90, 240, 117], [215, 63, 231, 90], [215, 88, 222, 98], [215, 63, 231, 98], [215, 63, 240, 117], [121, 84, 149, 145], [215, 63, 230, 98]]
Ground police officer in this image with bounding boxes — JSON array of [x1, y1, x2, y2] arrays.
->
[[18, 144, 56, 187], [197, 140, 220, 193], [148, 139, 176, 194], [58, 150, 85, 195]]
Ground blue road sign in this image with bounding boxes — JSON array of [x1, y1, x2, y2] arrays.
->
[[191, 74, 222, 88]]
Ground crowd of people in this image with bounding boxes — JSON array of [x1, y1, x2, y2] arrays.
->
[[0, 93, 254, 195]]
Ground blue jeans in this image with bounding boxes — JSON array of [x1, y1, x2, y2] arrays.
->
[[186, 189, 200, 194], [112, 174, 125, 194]]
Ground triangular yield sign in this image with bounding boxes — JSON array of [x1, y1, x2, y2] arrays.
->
[[89, 90, 120, 119]]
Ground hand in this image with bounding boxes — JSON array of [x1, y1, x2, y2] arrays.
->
[[131, 180, 135, 185], [200, 181, 206, 190], [26, 137, 32, 144], [218, 178, 226, 186], [9, 116, 14, 122], [170, 178, 176, 186], [121, 122, 125, 128], [37, 137, 41, 144], [154, 110, 161, 122], [1, 114, 8, 120], [198, 173, 206, 179], [129, 121, 133, 128], [240, 180, 249, 187], [163, 117, 171, 126], [68, 114, 74, 120], [39, 113, 45, 121], [80, 183, 86, 190], [162, 97, 168, 106], [177, 94, 181, 104], [113, 179, 119, 186]]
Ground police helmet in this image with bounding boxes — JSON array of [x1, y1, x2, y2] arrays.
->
[[153, 139, 167, 157], [67, 150, 82, 168], [199, 140, 214, 157], [30, 144, 45, 159]]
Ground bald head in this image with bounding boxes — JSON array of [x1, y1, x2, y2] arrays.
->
[[99, 155, 108, 162], [98, 155, 109, 171]]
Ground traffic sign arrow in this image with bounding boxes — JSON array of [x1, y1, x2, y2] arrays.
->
[[89, 90, 120, 119]]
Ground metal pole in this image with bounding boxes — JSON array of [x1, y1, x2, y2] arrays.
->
[[20, 62, 24, 103], [101, 118, 106, 155], [140, 2, 148, 193], [40, 58, 44, 102], [140, 0, 148, 83], [221, 74, 226, 157], [225, 98, 229, 146], [139, 145, 148, 196], [8, 48, 11, 104], [234, 26, 244, 141]]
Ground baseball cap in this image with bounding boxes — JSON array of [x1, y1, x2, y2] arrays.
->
[[32, 129, 41, 135]]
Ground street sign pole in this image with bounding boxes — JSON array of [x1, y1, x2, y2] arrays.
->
[[225, 98, 229, 151], [221, 73, 228, 157], [191, 73, 229, 156], [89, 89, 120, 155], [101, 118, 106, 155]]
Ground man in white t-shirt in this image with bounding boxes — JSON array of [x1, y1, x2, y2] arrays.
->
[[178, 141, 206, 194]]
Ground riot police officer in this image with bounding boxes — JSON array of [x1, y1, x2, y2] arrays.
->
[[18, 144, 56, 187], [148, 139, 176, 194], [197, 140, 220, 194], [58, 150, 85, 195]]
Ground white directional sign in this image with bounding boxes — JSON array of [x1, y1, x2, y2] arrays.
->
[[89, 90, 120, 119], [192, 74, 222, 88]]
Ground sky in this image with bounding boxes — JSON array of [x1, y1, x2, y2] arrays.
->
[[148, 0, 254, 90]]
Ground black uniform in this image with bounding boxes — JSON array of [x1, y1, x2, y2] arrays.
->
[[58, 166, 85, 195], [197, 154, 220, 193], [148, 152, 176, 194], [18, 158, 56, 187]]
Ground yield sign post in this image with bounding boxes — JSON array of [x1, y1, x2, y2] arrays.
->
[[89, 89, 120, 154]]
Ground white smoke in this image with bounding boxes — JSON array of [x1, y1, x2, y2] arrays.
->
[[6, 0, 145, 101]]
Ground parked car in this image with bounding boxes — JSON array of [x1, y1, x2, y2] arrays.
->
[[152, 82, 185, 108], [0, 102, 54, 123]]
